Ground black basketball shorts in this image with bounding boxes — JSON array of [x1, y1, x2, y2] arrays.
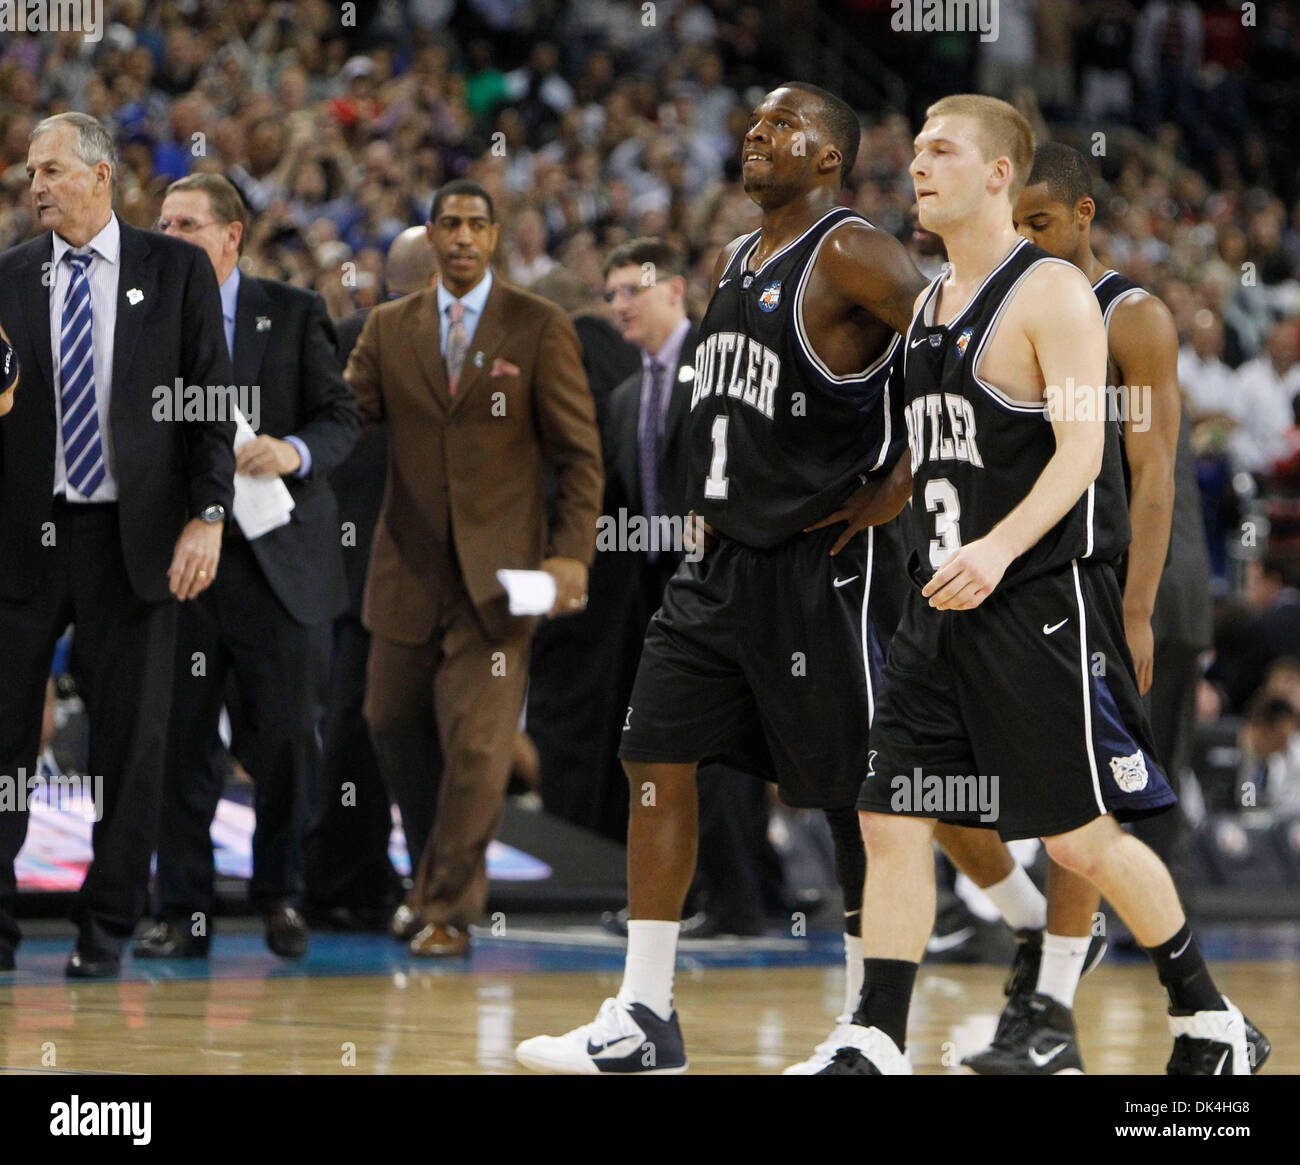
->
[[618, 521, 904, 809], [856, 556, 1176, 840]]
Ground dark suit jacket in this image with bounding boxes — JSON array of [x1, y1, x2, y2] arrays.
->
[[345, 277, 604, 644], [0, 219, 235, 603], [332, 306, 388, 615], [232, 276, 358, 626], [603, 320, 697, 525]]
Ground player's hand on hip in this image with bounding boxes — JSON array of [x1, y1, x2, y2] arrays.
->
[[1123, 608, 1155, 695], [542, 556, 588, 617], [684, 510, 717, 556], [921, 536, 1010, 610], [168, 518, 223, 601], [236, 434, 301, 477], [804, 478, 892, 555]]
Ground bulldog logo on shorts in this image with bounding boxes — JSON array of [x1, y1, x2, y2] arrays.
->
[[1109, 750, 1149, 792]]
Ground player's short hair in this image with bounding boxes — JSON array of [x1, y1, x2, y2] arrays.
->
[[164, 172, 250, 254], [776, 81, 861, 187], [430, 179, 495, 224], [603, 237, 684, 281], [925, 93, 1035, 200], [1026, 142, 1094, 208]]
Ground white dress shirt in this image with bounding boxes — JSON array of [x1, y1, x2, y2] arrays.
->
[[50, 213, 121, 501]]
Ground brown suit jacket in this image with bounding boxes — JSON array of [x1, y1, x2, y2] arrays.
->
[[345, 275, 603, 644]]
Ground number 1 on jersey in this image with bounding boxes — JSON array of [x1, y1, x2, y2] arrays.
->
[[703, 414, 729, 499], [925, 476, 962, 569]]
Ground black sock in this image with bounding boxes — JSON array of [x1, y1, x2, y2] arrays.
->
[[1145, 923, 1224, 1012], [851, 958, 917, 1051], [843, 909, 861, 939]]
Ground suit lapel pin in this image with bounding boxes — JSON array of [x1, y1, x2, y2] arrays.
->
[[256, 316, 272, 332], [473, 350, 485, 368], [126, 288, 143, 305]]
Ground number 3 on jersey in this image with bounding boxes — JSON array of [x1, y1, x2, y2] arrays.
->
[[703, 415, 729, 500], [925, 476, 962, 569]]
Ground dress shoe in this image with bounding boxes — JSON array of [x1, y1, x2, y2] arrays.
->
[[265, 906, 309, 959], [66, 948, 121, 979], [134, 920, 210, 959], [390, 903, 422, 942], [408, 922, 470, 957]]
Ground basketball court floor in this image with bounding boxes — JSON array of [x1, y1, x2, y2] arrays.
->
[[2, 919, 1295, 1074]]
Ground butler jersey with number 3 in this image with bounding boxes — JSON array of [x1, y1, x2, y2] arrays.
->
[[686, 206, 905, 548], [902, 237, 1128, 588]]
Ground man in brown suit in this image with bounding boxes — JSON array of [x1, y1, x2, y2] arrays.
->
[[345, 179, 603, 957]]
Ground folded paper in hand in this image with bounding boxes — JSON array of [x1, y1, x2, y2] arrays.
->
[[232, 407, 295, 539], [496, 569, 556, 616]]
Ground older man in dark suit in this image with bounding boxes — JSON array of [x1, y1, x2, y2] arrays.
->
[[134, 173, 358, 960], [0, 113, 235, 977]]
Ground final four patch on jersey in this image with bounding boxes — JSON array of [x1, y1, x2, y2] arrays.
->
[[955, 327, 973, 357], [757, 280, 782, 311]]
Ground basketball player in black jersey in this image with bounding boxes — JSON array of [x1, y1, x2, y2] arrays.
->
[[516, 82, 926, 1075], [935, 141, 1224, 1074], [822, 95, 1268, 1075]]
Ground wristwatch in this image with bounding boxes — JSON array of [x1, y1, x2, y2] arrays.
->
[[198, 503, 227, 524], [0, 335, 17, 392]]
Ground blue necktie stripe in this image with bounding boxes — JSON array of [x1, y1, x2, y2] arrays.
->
[[60, 252, 104, 495]]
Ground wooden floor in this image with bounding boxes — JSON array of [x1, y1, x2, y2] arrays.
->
[[1, 960, 1294, 1074]]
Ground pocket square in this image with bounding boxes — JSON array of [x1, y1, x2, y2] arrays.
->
[[489, 358, 520, 378]]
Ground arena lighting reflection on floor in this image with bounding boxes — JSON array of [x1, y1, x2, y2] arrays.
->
[[15, 791, 550, 892]]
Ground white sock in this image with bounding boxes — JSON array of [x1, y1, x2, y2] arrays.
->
[[983, 865, 1047, 933], [842, 932, 863, 1019], [1036, 932, 1091, 1008], [617, 920, 680, 1020]]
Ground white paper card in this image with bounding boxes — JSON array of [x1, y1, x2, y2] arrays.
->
[[496, 569, 557, 616], [231, 406, 295, 540]]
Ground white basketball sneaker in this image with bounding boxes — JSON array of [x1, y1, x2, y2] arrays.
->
[[1167, 995, 1270, 1075], [515, 997, 688, 1075], [783, 1013, 855, 1074], [810, 1023, 913, 1075]]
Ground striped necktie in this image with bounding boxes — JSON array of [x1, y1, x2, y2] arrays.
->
[[446, 299, 468, 393], [60, 252, 105, 496]]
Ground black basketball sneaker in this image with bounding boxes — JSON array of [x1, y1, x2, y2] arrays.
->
[[962, 927, 1107, 1074], [965, 992, 1084, 1075], [1167, 997, 1270, 1075]]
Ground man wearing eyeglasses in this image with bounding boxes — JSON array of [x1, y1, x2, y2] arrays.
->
[[0, 113, 235, 978], [135, 173, 358, 962]]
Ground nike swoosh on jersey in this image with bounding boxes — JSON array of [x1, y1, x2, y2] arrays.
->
[[1042, 619, 1068, 635], [1027, 1042, 1068, 1068], [833, 575, 860, 587], [910, 336, 928, 348]]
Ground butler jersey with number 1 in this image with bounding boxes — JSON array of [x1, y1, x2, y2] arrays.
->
[[903, 237, 1128, 588], [686, 206, 904, 548]]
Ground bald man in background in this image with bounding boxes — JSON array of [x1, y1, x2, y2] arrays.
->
[[303, 228, 440, 930]]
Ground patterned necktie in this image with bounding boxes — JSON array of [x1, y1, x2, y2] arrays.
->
[[60, 252, 105, 496], [446, 299, 468, 393], [641, 359, 666, 528]]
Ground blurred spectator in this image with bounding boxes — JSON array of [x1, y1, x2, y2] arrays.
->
[[1213, 556, 1300, 713], [1230, 318, 1300, 474], [1179, 309, 1238, 424]]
